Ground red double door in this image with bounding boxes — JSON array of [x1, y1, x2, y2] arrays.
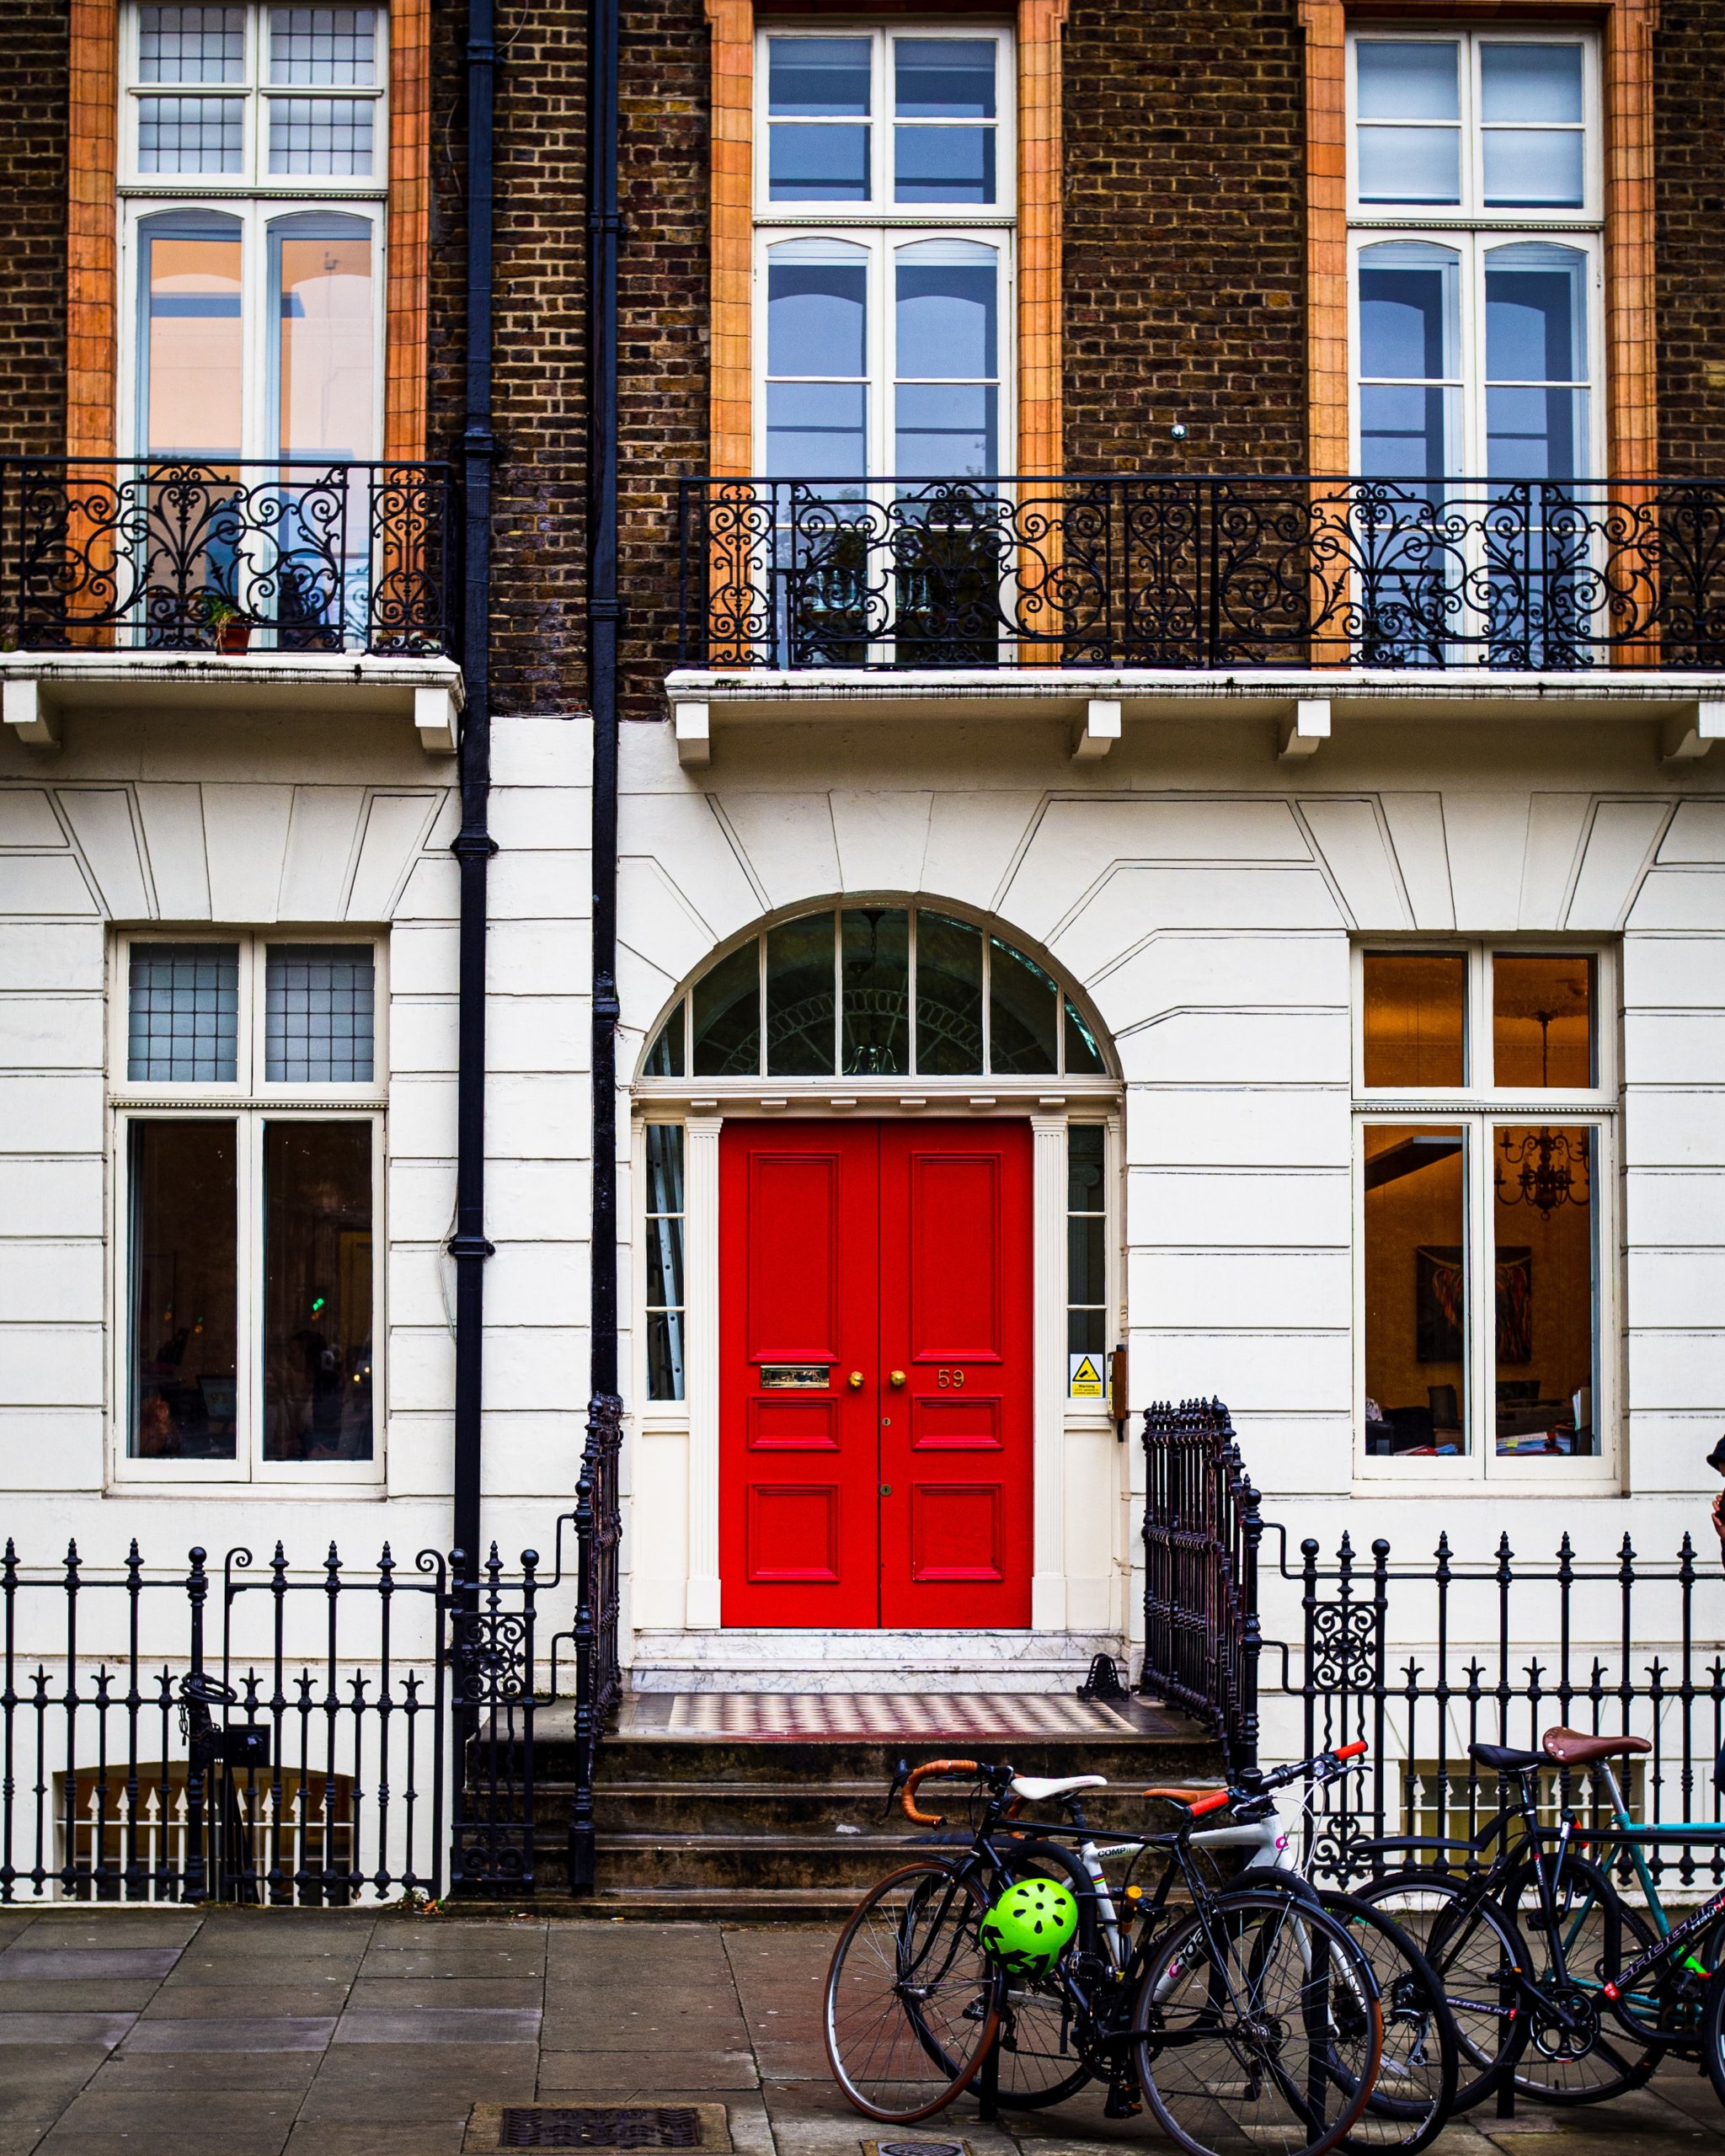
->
[[719, 1120, 1033, 1629]]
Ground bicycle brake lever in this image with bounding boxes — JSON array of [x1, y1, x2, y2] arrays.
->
[[884, 1756, 911, 1822]]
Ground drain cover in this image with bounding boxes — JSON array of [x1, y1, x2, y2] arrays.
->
[[500, 2110, 705, 2150], [878, 2144, 966, 2156]]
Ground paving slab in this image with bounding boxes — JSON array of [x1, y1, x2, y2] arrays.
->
[[0, 1944, 182, 1980], [0, 2009, 135, 2047], [332, 2004, 541, 2044], [532, 2051, 763, 2092], [284, 2127, 468, 2156], [142, 1981, 355, 2016], [89, 2052, 326, 2094], [344, 1977, 544, 2010], [120, 2014, 339, 2052]]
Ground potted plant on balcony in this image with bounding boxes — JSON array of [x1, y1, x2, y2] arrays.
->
[[205, 596, 254, 655]]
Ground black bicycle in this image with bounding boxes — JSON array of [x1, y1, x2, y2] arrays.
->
[[824, 1748, 1386, 2156]]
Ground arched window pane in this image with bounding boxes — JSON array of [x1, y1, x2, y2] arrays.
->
[[1485, 243, 1588, 481], [1357, 243, 1460, 480], [841, 907, 909, 1075], [645, 1004, 686, 1077], [1065, 999, 1105, 1075], [142, 213, 243, 456], [990, 936, 1058, 1074], [274, 216, 376, 457], [766, 243, 868, 479], [692, 941, 761, 1076], [766, 913, 836, 1075], [916, 912, 983, 1075]]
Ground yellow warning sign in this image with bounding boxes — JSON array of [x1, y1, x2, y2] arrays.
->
[[1068, 1353, 1104, 1399]]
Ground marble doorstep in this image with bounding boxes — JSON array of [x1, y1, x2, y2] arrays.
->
[[628, 1628, 1124, 1694]]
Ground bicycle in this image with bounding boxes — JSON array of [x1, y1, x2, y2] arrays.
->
[[1354, 1734, 1658, 2107], [823, 1746, 1386, 2156]]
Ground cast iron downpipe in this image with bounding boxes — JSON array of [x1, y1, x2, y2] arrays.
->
[[451, 0, 498, 1573], [588, 0, 622, 1425], [569, 0, 622, 1898]]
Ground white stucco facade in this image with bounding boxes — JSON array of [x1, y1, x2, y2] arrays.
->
[[5, 693, 1724, 1694]]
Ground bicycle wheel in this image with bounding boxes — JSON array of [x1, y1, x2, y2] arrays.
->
[[1321, 1891, 1456, 2156], [1502, 1850, 1659, 2104], [986, 1838, 1105, 2109], [1354, 1869, 1527, 2116], [1698, 1962, 1725, 2108], [824, 1860, 1001, 2122], [1131, 1887, 1383, 2156]]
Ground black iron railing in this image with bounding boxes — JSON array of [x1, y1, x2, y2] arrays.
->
[[0, 458, 455, 657], [1278, 1525, 1725, 1892], [0, 1535, 535, 1904], [1139, 1405, 1725, 1892], [679, 473, 1725, 671], [557, 1390, 624, 1893], [1140, 1398, 1263, 1777]]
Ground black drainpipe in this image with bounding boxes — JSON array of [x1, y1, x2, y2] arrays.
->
[[589, 0, 622, 1406], [451, 0, 498, 1572]]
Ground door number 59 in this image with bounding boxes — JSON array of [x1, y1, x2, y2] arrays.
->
[[935, 1368, 966, 1389]]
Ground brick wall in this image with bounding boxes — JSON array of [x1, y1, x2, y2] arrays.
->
[[1654, 0, 1725, 474], [0, 1, 67, 458], [1062, 0, 1307, 474]]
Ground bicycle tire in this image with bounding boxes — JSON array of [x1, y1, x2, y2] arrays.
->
[[1502, 1849, 1659, 2105], [824, 1859, 1001, 2122], [1321, 1891, 1457, 2156], [1698, 1960, 1725, 2108], [1352, 1868, 1527, 2116], [1130, 1886, 1384, 2156], [985, 1838, 1108, 2110]]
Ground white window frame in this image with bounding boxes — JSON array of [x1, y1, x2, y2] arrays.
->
[[108, 928, 388, 1488], [117, 4, 388, 462], [751, 19, 1017, 479], [1345, 28, 1601, 228], [1351, 939, 1619, 1491], [119, 4, 390, 198], [1345, 26, 1603, 480]]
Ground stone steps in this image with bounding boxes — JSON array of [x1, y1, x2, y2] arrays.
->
[[495, 1694, 1226, 1914]]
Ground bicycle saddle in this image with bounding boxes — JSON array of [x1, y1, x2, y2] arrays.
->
[[1543, 1726, 1652, 1767], [1009, 1773, 1108, 1801], [1470, 1741, 1546, 1774]]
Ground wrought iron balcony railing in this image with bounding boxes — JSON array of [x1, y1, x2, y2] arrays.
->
[[679, 473, 1725, 673], [0, 458, 456, 659]]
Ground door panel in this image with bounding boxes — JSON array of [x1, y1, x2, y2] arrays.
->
[[720, 1118, 1033, 1628], [720, 1123, 879, 1625], [879, 1122, 1033, 1627]]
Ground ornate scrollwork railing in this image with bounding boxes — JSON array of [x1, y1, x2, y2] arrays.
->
[[679, 473, 1725, 671], [0, 457, 454, 657]]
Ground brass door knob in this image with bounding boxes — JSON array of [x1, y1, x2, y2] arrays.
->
[[889, 1369, 906, 1387], [847, 1371, 864, 1389]]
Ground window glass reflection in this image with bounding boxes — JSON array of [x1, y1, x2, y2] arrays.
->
[[1066, 1124, 1107, 1357], [692, 941, 761, 1077], [274, 217, 375, 456], [841, 907, 909, 1075], [915, 912, 983, 1075], [1492, 953, 1593, 1086], [644, 1123, 686, 1402], [1358, 244, 1460, 480], [766, 243, 868, 478], [766, 913, 836, 1076], [990, 936, 1058, 1074], [1485, 244, 1589, 482], [262, 1119, 372, 1461], [142, 215, 243, 456], [1354, 40, 1461, 205], [895, 241, 997, 477], [129, 1118, 239, 1460], [1364, 1124, 1467, 1455], [1481, 44, 1584, 207], [768, 36, 872, 200], [1363, 951, 1466, 1087], [1493, 1123, 1594, 1455]]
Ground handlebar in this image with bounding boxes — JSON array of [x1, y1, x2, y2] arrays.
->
[[901, 1758, 982, 1826]]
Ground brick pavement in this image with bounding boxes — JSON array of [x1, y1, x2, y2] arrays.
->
[[1, 1907, 1723, 2156]]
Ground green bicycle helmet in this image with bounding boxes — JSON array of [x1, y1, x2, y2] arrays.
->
[[980, 1876, 1078, 1977]]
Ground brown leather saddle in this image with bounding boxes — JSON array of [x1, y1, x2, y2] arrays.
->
[[1542, 1725, 1652, 1768]]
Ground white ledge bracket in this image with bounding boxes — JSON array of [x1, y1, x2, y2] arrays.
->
[[675, 700, 712, 766], [3, 679, 57, 750], [1661, 699, 1725, 764], [414, 685, 458, 755], [1071, 697, 1122, 760], [1279, 697, 1331, 760]]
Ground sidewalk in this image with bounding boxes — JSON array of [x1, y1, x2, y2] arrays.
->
[[2, 1905, 1722, 2156]]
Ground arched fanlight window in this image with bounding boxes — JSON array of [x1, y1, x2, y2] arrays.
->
[[644, 905, 1108, 1080]]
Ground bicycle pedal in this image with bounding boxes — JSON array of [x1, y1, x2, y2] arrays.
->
[[1103, 2085, 1142, 2121]]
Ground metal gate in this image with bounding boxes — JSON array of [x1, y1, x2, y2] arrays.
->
[[0, 1537, 540, 1904]]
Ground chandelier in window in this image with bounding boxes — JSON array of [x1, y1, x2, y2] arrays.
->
[[1495, 1127, 1589, 1217]]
